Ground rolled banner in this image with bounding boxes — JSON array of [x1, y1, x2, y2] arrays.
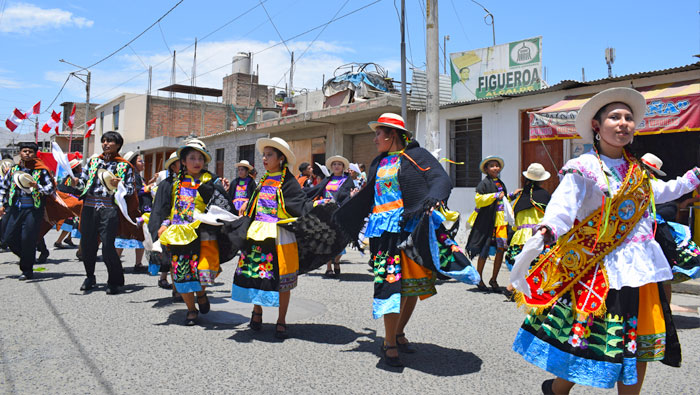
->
[[52, 142, 73, 179], [503, 197, 515, 227], [193, 205, 239, 226], [114, 181, 137, 226], [509, 233, 544, 298]]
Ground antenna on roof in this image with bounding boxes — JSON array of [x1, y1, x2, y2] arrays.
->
[[605, 47, 615, 78]]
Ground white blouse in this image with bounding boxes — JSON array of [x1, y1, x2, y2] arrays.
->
[[542, 150, 700, 290]]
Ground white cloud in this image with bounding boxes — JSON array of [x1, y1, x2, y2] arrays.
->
[[0, 2, 94, 33]]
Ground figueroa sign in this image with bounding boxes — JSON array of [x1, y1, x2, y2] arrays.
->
[[450, 36, 542, 102]]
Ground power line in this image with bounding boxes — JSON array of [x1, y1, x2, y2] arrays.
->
[[258, 0, 292, 57], [43, 75, 72, 114], [450, 0, 473, 46]]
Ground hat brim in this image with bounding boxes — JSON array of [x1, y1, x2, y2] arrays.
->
[[164, 156, 179, 171], [640, 159, 667, 177], [97, 169, 118, 192], [256, 138, 296, 171], [479, 156, 505, 174], [574, 87, 647, 144], [368, 121, 413, 139], [13, 172, 33, 194], [325, 155, 349, 171], [177, 146, 212, 164], [234, 162, 253, 171], [522, 170, 551, 181]]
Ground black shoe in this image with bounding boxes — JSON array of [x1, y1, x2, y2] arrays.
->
[[18, 273, 32, 281], [80, 277, 96, 291], [53, 242, 65, 250], [37, 250, 49, 264], [185, 310, 198, 326], [197, 294, 210, 314], [541, 379, 555, 395], [76, 250, 83, 261], [396, 333, 417, 353], [275, 323, 289, 340], [323, 269, 335, 278], [106, 285, 121, 295], [249, 311, 263, 331], [133, 264, 147, 273], [334, 266, 341, 276], [503, 288, 515, 301], [489, 279, 500, 293], [380, 343, 403, 367], [157, 278, 171, 289], [64, 238, 75, 247], [476, 282, 489, 293]]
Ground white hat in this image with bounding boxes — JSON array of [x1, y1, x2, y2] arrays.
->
[[97, 168, 118, 192], [325, 155, 349, 171], [315, 162, 330, 177], [234, 159, 253, 171], [640, 153, 666, 177], [349, 163, 361, 174], [368, 113, 413, 138], [163, 151, 179, 171], [574, 87, 647, 144], [522, 162, 551, 181], [479, 155, 505, 174], [0, 159, 14, 176], [256, 137, 296, 170], [177, 138, 211, 163], [122, 151, 137, 163], [12, 171, 34, 193], [69, 159, 81, 169]]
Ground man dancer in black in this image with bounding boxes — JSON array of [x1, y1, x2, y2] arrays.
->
[[0, 142, 55, 280], [71, 131, 134, 294]]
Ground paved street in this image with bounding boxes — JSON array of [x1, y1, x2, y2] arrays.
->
[[1, 230, 699, 394]]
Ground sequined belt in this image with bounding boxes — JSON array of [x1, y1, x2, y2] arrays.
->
[[517, 224, 538, 231], [18, 196, 35, 208], [83, 195, 115, 209]]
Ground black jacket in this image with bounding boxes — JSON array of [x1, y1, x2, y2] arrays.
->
[[304, 174, 354, 205], [465, 177, 507, 258]]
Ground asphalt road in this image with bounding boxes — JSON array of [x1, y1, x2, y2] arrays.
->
[[1, 230, 699, 394]]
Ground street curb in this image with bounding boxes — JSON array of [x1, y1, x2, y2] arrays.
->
[[673, 280, 700, 296]]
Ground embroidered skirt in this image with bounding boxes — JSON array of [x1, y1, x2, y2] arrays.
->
[[231, 227, 299, 307], [512, 282, 680, 389], [370, 232, 436, 319], [115, 237, 144, 249], [168, 234, 220, 294], [505, 244, 523, 271]]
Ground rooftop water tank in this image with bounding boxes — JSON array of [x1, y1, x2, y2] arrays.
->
[[232, 52, 252, 75]]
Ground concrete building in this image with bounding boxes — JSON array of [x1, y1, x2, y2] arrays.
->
[[53, 102, 99, 156]]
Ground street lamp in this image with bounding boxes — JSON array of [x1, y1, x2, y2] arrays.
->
[[470, 0, 495, 46], [59, 59, 91, 159]]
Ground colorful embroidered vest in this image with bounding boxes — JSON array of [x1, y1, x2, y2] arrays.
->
[[516, 159, 652, 319], [8, 165, 42, 208], [232, 178, 250, 211], [81, 158, 129, 196]]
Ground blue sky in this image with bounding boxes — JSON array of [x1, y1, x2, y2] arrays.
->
[[1, 0, 698, 134]]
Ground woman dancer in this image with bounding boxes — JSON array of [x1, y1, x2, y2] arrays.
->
[[230, 159, 256, 215], [511, 87, 700, 393], [231, 137, 313, 339], [115, 151, 148, 272], [150, 139, 232, 325], [466, 156, 512, 292]]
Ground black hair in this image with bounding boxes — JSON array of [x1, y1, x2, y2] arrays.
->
[[19, 142, 38, 152], [298, 162, 310, 172], [591, 101, 641, 160], [129, 152, 140, 166], [269, 147, 287, 166], [101, 131, 124, 150]]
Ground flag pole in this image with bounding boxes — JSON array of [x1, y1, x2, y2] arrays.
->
[[35, 116, 38, 145]]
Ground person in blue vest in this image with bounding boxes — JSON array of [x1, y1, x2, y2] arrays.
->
[[0, 142, 55, 280], [70, 131, 135, 295]]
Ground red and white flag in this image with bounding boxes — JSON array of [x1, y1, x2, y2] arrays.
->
[[67, 104, 76, 130], [41, 110, 62, 134], [85, 117, 96, 138], [5, 108, 27, 132], [29, 101, 41, 116]]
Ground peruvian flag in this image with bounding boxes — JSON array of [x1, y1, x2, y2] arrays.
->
[[41, 110, 62, 134], [29, 101, 41, 116], [85, 117, 96, 138], [67, 104, 76, 130], [5, 108, 27, 132]]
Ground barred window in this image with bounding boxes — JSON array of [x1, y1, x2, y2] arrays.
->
[[238, 144, 255, 167], [449, 117, 482, 187], [215, 148, 225, 177]]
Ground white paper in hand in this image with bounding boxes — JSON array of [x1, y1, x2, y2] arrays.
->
[[193, 205, 239, 226], [509, 233, 545, 299], [503, 197, 515, 227], [315, 162, 330, 177], [115, 181, 137, 225]]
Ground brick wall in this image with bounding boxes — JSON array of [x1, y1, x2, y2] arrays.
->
[[146, 96, 230, 139], [204, 131, 266, 181], [223, 73, 273, 108]]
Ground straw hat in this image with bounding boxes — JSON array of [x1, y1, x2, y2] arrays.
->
[[97, 168, 118, 192], [256, 137, 296, 170], [368, 113, 413, 138], [69, 159, 81, 169], [0, 159, 14, 176], [163, 151, 179, 171], [234, 159, 253, 171], [12, 171, 34, 193], [122, 151, 137, 163], [177, 138, 211, 163], [640, 153, 666, 177], [574, 87, 647, 144], [325, 155, 349, 171], [479, 155, 505, 174], [522, 163, 551, 181]]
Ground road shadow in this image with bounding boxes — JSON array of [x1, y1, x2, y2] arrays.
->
[[228, 323, 371, 344], [156, 309, 245, 331], [673, 314, 700, 330], [13, 271, 85, 282]]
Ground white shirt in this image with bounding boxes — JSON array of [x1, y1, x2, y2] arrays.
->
[[542, 150, 700, 290]]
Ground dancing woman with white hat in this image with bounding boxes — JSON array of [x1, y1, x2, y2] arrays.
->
[[230, 159, 256, 215], [511, 87, 700, 393]]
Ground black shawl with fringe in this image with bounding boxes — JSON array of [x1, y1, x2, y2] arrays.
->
[[304, 174, 354, 205], [465, 176, 507, 258]]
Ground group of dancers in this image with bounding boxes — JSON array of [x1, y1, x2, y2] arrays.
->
[[2, 87, 699, 393]]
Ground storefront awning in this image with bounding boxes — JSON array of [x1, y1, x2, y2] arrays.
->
[[528, 79, 700, 140]]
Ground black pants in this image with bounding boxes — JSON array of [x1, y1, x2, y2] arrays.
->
[[3, 206, 42, 275], [80, 205, 124, 286]]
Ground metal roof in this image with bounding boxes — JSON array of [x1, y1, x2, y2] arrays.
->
[[408, 69, 452, 109], [440, 62, 700, 109], [158, 84, 223, 97]]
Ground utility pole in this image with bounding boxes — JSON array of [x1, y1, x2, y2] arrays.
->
[[400, 0, 407, 121], [425, 0, 440, 153], [289, 51, 294, 96], [84, 70, 91, 158]]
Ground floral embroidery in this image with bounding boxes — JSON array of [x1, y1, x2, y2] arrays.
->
[[626, 340, 637, 353], [236, 244, 275, 279], [373, 250, 401, 283]]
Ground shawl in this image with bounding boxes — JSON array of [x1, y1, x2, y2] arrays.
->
[[512, 182, 550, 215], [304, 173, 354, 205], [465, 176, 507, 257], [228, 176, 257, 202], [333, 141, 452, 241]]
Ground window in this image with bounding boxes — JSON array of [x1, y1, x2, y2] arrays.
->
[[215, 148, 225, 177], [112, 105, 119, 130], [449, 117, 482, 187], [238, 144, 255, 167], [100, 111, 104, 134]]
